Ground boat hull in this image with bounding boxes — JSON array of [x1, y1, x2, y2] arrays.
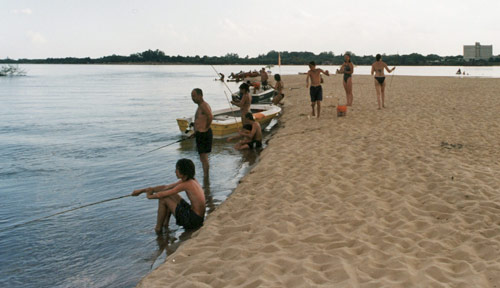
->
[[176, 104, 281, 139]]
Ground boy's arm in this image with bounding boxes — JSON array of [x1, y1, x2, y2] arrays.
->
[[147, 182, 187, 199], [319, 69, 330, 76], [227, 134, 242, 142], [306, 72, 310, 88], [231, 99, 242, 107], [132, 181, 182, 196]]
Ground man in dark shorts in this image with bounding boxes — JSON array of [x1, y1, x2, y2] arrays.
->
[[191, 88, 213, 178], [306, 61, 330, 118]]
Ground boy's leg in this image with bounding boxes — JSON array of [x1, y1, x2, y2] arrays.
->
[[199, 153, 209, 177], [311, 102, 316, 116], [317, 101, 321, 118], [163, 194, 182, 219], [237, 144, 250, 150], [156, 199, 168, 234], [156, 195, 182, 233]]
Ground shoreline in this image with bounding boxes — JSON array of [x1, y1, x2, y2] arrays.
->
[[3, 62, 500, 67], [137, 74, 500, 287]]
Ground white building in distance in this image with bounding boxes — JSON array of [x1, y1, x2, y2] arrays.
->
[[463, 42, 493, 61]]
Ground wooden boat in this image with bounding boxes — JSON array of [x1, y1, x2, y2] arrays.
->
[[176, 104, 281, 138], [232, 87, 275, 104]]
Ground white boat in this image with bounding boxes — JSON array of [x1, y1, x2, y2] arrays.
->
[[232, 86, 275, 104], [176, 104, 281, 138]]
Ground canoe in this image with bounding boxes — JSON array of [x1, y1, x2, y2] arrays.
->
[[176, 104, 281, 138], [232, 88, 275, 104]]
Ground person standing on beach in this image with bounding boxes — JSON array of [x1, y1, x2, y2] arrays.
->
[[132, 159, 205, 234], [260, 68, 269, 87], [371, 54, 396, 110], [306, 61, 330, 118], [231, 83, 252, 123], [339, 53, 354, 106], [192, 88, 213, 178]]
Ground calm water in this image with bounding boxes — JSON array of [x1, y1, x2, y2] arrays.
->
[[1, 64, 499, 288], [0, 65, 271, 288]]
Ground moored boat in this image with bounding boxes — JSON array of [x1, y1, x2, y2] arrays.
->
[[232, 87, 275, 104], [176, 104, 281, 138]]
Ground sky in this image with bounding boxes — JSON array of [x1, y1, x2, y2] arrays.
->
[[1, 0, 499, 59]]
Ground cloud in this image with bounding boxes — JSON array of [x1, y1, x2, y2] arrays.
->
[[11, 8, 33, 15], [27, 31, 47, 44]]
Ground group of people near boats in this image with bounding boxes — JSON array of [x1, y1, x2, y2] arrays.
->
[[132, 76, 273, 234], [132, 54, 396, 235], [308, 53, 396, 116]]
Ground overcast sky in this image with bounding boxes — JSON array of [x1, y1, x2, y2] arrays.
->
[[1, 0, 498, 59]]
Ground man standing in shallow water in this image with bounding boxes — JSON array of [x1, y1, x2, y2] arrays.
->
[[306, 61, 329, 118], [192, 88, 213, 179]]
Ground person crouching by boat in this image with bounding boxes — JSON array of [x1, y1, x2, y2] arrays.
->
[[231, 83, 251, 123], [192, 88, 213, 178], [227, 113, 263, 150], [260, 67, 269, 87], [371, 54, 395, 110], [131, 159, 205, 235], [272, 74, 285, 105]]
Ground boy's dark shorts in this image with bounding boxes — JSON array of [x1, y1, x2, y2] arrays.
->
[[195, 128, 213, 154], [175, 199, 204, 230], [310, 85, 323, 102], [248, 140, 263, 149]]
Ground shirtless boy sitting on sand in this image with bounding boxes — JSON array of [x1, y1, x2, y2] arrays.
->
[[132, 159, 205, 234], [306, 61, 329, 118]]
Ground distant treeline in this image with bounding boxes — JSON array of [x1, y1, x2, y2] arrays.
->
[[2, 49, 500, 66]]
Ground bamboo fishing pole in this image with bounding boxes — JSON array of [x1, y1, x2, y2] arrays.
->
[[210, 65, 240, 128]]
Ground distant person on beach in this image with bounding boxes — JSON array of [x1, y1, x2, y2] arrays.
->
[[231, 83, 252, 123], [131, 159, 205, 234], [456, 68, 461, 75], [272, 74, 284, 105], [306, 61, 330, 118], [260, 68, 269, 87], [371, 54, 396, 110], [227, 113, 262, 150], [340, 53, 354, 106], [192, 88, 213, 178]]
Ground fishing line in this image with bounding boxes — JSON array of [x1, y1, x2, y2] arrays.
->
[[0, 194, 132, 233], [137, 137, 190, 157]]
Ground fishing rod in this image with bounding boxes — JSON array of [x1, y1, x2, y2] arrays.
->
[[210, 65, 235, 94], [210, 65, 240, 127], [0, 194, 132, 233], [137, 137, 191, 157]]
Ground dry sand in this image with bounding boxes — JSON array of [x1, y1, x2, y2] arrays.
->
[[137, 74, 500, 287]]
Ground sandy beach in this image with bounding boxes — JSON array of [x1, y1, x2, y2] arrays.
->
[[137, 74, 500, 287]]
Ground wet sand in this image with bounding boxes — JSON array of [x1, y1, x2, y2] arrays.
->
[[137, 74, 500, 287]]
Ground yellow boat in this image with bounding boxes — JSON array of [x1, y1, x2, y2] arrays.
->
[[176, 104, 281, 138]]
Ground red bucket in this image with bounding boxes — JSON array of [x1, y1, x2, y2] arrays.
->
[[337, 105, 347, 117]]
